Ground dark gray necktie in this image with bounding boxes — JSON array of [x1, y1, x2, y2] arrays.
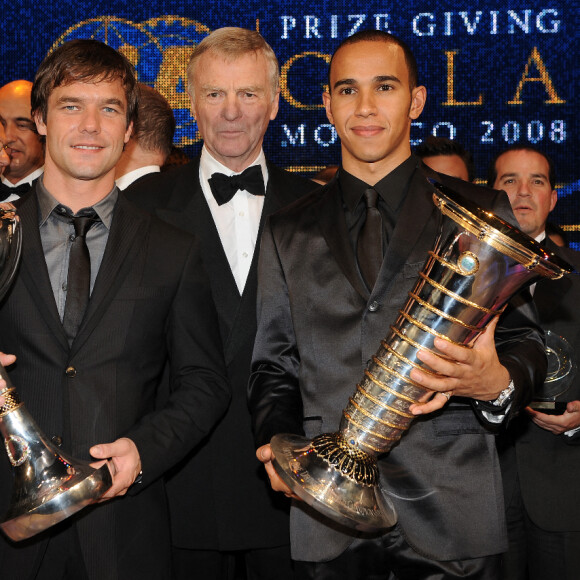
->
[[357, 188, 383, 290], [62, 213, 98, 343]]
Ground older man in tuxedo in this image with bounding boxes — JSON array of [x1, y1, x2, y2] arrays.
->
[[249, 30, 545, 579], [0, 39, 229, 580], [489, 146, 580, 580], [126, 27, 318, 580]]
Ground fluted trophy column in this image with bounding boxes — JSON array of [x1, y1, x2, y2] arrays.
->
[[0, 208, 112, 541], [270, 182, 572, 532]]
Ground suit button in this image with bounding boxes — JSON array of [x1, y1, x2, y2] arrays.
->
[[368, 301, 380, 312], [51, 435, 63, 447], [65, 366, 77, 378]]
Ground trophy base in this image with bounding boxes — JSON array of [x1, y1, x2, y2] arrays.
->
[[0, 463, 112, 541], [271, 433, 397, 532]]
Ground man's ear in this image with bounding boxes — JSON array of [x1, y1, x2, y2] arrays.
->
[[550, 188, 558, 212], [269, 89, 280, 121], [322, 91, 334, 125], [124, 121, 133, 144], [409, 85, 427, 120], [34, 111, 47, 137]]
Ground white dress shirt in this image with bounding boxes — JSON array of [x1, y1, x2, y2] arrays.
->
[[199, 147, 267, 294], [115, 165, 160, 190]]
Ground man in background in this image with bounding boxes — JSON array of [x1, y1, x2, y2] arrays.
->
[[127, 27, 318, 580], [415, 135, 474, 182], [0, 80, 44, 199], [115, 83, 175, 190], [489, 145, 580, 580]]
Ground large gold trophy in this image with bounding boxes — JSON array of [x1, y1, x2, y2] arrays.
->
[[270, 182, 572, 532], [0, 209, 112, 541]]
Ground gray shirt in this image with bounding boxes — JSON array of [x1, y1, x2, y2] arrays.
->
[[36, 177, 117, 320]]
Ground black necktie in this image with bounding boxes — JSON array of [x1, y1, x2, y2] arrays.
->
[[62, 212, 99, 343], [208, 165, 265, 206], [357, 188, 383, 290], [0, 182, 31, 201]]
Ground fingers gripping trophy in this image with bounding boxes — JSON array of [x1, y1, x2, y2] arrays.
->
[[270, 181, 572, 532], [0, 208, 112, 541]]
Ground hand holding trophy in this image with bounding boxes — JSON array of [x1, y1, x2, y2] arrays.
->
[[0, 205, 112, 542]]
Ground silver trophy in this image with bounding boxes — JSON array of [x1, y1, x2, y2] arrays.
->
[[530, 330, 576, 413], [270, 183, 572, 532], [0, 208, 112, 541]]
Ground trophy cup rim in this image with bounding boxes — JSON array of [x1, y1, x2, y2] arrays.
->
[[430, 181, 572, 279]]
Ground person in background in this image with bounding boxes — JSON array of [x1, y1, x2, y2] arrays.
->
[[489, 145, 580, 580], [415, 135, 474, 182], [0, 80, 45, 199], [115, 83, 175, 190]]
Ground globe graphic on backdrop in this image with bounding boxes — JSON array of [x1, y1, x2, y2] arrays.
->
[[51, 15, 212, 149]]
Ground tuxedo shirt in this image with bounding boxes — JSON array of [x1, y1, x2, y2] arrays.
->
[[199, 147, 267, 293]]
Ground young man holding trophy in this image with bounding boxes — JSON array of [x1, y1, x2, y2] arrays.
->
[[250, 30, 548, 579]]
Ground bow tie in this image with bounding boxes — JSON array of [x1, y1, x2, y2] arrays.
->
[[0, 181, 31, 201], [208, 165, 265, 206]]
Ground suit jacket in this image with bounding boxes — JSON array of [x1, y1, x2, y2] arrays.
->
[[125, 158, 318, 551], [249, 160, 546, 563], [0, 188, 230, 580], [499, 239, 580, 532]]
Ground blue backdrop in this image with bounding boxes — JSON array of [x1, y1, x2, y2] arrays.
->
[[2, 1, 579, 243]]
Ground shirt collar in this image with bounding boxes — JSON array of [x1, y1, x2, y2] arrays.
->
[[115, 166, 160, 190], [37, 175, 118, 230], [535, 231, 546, 243], [339, 154, 418, 214], [200, 146, 269, 188], [1, 166, 44, 188]]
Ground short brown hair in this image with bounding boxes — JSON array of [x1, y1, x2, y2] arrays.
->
[[31, 39, 138, 128], [187, 27, 279, 99], [133, 84, 175, 159]]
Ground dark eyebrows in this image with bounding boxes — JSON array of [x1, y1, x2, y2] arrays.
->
[[54, 96, 125, 109], [499, 171, 549, 181], [332, 74, 401, 91]]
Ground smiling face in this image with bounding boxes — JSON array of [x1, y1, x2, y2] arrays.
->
[[323, 40, 426, 184], [190, 50, 279, 173], [0, 81, 44, 184], [34, 79, 132, 196], [493, 149, 557, 238]]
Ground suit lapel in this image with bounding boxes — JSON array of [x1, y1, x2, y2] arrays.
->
[[374, 166, 439, 299], [15, 190, 70, 351], [155, 160, 242, 359]]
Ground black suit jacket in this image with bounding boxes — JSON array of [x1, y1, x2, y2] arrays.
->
[[249, 160, 546, 562], [0, 188, 230, 580], [499, 239, 580, 532], [126, 158, 318, 551]]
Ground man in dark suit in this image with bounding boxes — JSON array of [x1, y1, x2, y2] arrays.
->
[[249, 30, 546, 579], [126, 27, 318, 580], [489, 146, 580, 580], [0, 39, 229, 580]]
